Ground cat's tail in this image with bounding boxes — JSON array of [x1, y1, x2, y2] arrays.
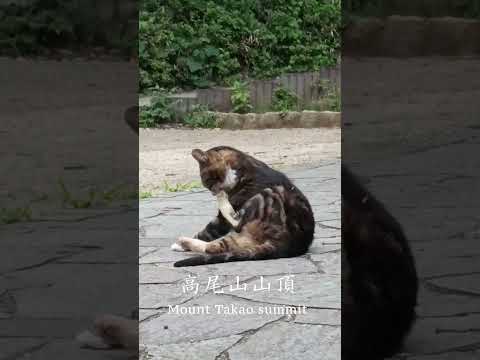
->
[[124, 106, 139, 134], [173, 251, 276, 267]]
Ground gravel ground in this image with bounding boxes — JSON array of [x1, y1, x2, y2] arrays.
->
[[140, 127, 340, 193]]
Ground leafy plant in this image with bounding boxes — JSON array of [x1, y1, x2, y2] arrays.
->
[[0, 0, 136, 56], [230, 81, 253, 113], [58, 180, 137, 209], [305, 80, 340, 112], [323, 83, 341, 112], [1, 206, 32, 224], [344, 0, 480, 18], [272, 87, 299, 112], [139, 0, 341, 92], [140, 95, 174, 128], [140, 191, 153, 199], [163, 181, 202, 192], [59, 179, 97, 209], [183, 105, 217, 128]]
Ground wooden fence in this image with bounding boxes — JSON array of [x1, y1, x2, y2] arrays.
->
[[165, 68, 340, 117]]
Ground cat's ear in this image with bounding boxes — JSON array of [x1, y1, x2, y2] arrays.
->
[[192, 149, 208, 164]]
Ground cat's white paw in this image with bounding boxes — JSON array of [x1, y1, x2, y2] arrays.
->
[[76, 330, 110, 349], [171, 243, 186, 252]]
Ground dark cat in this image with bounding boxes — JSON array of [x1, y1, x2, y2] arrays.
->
[[172, 146, 315, 267], [124, 106, 139, 134], [342, 164, 418, 359]]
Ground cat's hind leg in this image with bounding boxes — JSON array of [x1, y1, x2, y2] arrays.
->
[[175, 236, 209, 252], [174, 233, 253, 254], [172, 191, 241, 253], [173, 232, 277, 267]]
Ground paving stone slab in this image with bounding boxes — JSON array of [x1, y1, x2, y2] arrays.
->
[[140, 264, 190, 284], [10, 263, 136, 318], [228, 321, 340, 360], [140, 309, 160, 322], [415, 254, 480, 280], [0, 338, 46, 359], [237, 273, 340, 308], [184, 257, 318, 277], [139, 246, 158, 258], [294, 308, 341, 326], [416, 284, 480, 318], [309, 252, 341, 275], [0, 318, 87, 338], [405, 314, 480, 354], [404, 352, 480, 360], [140, 275, 253, 309], [140, 293, 284, 346], [140, 246, 193, 264], [428, 274, 480, 296], [140, 283, 196, 309], [140, 201, 217, 218], [140, 216, 211, 238], [144, 335, 242, 360], [18, 340, 131, 360]]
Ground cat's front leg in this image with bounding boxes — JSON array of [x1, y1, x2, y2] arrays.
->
[[216, 191, 242, 227], [195, 213, 231, 241]]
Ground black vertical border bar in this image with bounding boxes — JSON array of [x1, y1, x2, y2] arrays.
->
[[0, 0, 139, 358]]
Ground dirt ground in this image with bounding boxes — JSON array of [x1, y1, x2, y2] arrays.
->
[[139, 128, 341, 193]]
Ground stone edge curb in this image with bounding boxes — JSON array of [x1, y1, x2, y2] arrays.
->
[[213, 111, 341, 130]]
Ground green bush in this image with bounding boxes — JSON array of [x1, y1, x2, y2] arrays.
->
[[0, 0, 135, 56], [305, 80, 340, 112], [0, 1, 76, 55], [140, 95, 174, 128], [183, 105, 217, 128], [344, 0, 480, 18], [231, 81, 253, 114], [272, 87, 299, 112], [139, 5, 174, 91], [140, 0, 341, 93]]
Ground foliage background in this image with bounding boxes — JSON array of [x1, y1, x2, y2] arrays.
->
[[343, 0, 480, 18], [140, 0, 341, 93], [0, 0, 137, 57]]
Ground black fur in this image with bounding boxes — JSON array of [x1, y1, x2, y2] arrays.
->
[[342, 164, 418, 359]]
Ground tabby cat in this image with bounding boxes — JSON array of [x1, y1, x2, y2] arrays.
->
[[172, 146, 315, 267], [342, 164, 418, 359]]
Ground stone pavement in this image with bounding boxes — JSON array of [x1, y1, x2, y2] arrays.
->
[[344, 57, 480, 359], [139, 160, 341, 360], [1, 58, 137, 360], [0, 207, 137, 360]]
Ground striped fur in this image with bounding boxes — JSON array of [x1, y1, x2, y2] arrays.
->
[[173, 147, 315, 267]]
